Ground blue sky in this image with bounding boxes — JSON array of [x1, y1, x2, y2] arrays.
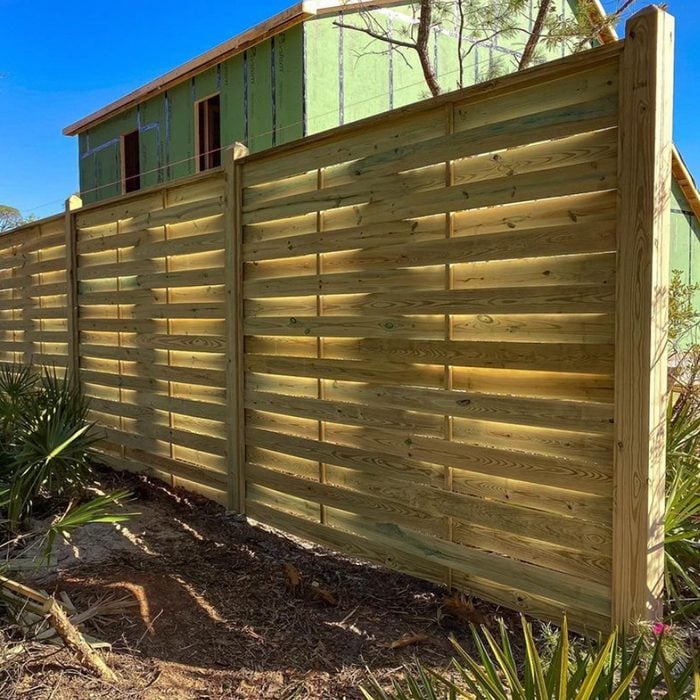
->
[[0, 0, 697, 219]]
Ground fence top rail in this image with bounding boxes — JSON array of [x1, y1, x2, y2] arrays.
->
[[1, 212, 65, 240], [237, 39, 624, 168], [4, 162, 227, 232], [74, 167, 225, 217]]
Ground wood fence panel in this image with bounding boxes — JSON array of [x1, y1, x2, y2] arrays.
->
[[73, 172, 230, 504], [237, 10, 672, 631], [0, 215, 69, 371]]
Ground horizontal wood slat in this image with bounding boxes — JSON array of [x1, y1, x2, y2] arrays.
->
[[72, 175, 230, 499]]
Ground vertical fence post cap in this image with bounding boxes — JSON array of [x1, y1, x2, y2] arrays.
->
[[226, 143, 249, 162], [65, 194, 82, 211], [223, 140, 248, 515]]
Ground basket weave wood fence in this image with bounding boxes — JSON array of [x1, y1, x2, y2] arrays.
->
[[0, 7, 674, 632]]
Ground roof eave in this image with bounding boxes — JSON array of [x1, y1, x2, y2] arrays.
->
[[63, 2, 311, 136]]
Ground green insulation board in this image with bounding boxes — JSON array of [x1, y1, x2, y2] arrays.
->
[[220, 52, 246, 147], [139, 94, 166, 189], [247, 41, 274, 152], [167, 80, 196, 181], [304, 15, 340, 134], [671, 182, 692, 282], [79, 107, 137, 203], [274, 24, 304, 144], [342, 14, 391, 124], [194, 65, 219, 102], [671, 180, 700, 312], [303, 5, 470, 134], [78, 133, 96, 204], [77, 24, 305, 201]]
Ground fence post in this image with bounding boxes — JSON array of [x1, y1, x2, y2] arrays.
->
[[613, 6, 674, 628], [64, 195, 82, 384], [224, 143, 249, 513]]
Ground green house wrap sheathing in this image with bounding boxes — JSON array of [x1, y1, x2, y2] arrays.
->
[[274, 28, 305, 145], [671, 181, 700, 306], [138, 95, 166, 191], [167, 81, 195, 183], [79, 22, 306, 202], [247, 41, 275, 152], [220, 53, 247, 147]]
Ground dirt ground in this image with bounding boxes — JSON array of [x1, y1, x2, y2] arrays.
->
[[1, 468, 519, 700]]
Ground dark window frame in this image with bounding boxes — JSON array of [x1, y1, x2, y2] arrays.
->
[[196, 93, 222, 172], [121, 129, 141, 194]]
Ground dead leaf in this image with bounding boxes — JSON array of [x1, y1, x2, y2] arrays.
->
[[284, 563, 301, 589], [441, 593, 487, 625], [310, 580, 337, 605], [389, 632, 429, 649]]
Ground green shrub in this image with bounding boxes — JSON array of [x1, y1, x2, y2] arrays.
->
[[0, 363, 132, 546], [665, 273, 700, 620], [0, 363, 134, 620], [669, 270, 700, 348], [0, 367, 100, 531], [361, 617, 699, 700], [665, 377, 700, 619]]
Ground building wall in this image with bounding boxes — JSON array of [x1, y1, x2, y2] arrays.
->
[[671, 180, 700, 306], [303, 1, 577, 134], [79, 2, 581, 203], [78, 25, 305, 204]]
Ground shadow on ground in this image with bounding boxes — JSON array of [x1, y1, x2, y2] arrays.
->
[[4, 468, 516, 700]]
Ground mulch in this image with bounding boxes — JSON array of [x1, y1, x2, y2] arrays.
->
[[1, 468, 520, 699]]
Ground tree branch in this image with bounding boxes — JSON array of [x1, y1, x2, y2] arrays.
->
[[335, 0, 441, 98], [519, 0, 553, 70], [457, 0, 465, 88], [416, 0, 441, 96], [574, 0, 638, 52], [333, 21, 417, 51]]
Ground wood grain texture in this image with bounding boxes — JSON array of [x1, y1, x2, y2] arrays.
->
[[612, 7, 673, 627], [224, 144, 250, 512], [0, 213, 69, 371], [73, 174, 230, 502]]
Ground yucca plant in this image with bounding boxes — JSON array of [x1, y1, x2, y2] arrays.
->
[[0, 364, 135, 679], [0, 363, 135, 560], [0, 363, 37, 445], [665, 381, 700, 619], [0, 366, 100, 530], [361, 617, 699, 700], [38, 488, 134, 562], [665, 273, 700, 619], [0, 364, 135, 551]]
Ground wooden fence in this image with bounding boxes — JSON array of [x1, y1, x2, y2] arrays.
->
[[70, 175, 231, 501], [0, 214, 69, 371], [2, 7, 674, 632]]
